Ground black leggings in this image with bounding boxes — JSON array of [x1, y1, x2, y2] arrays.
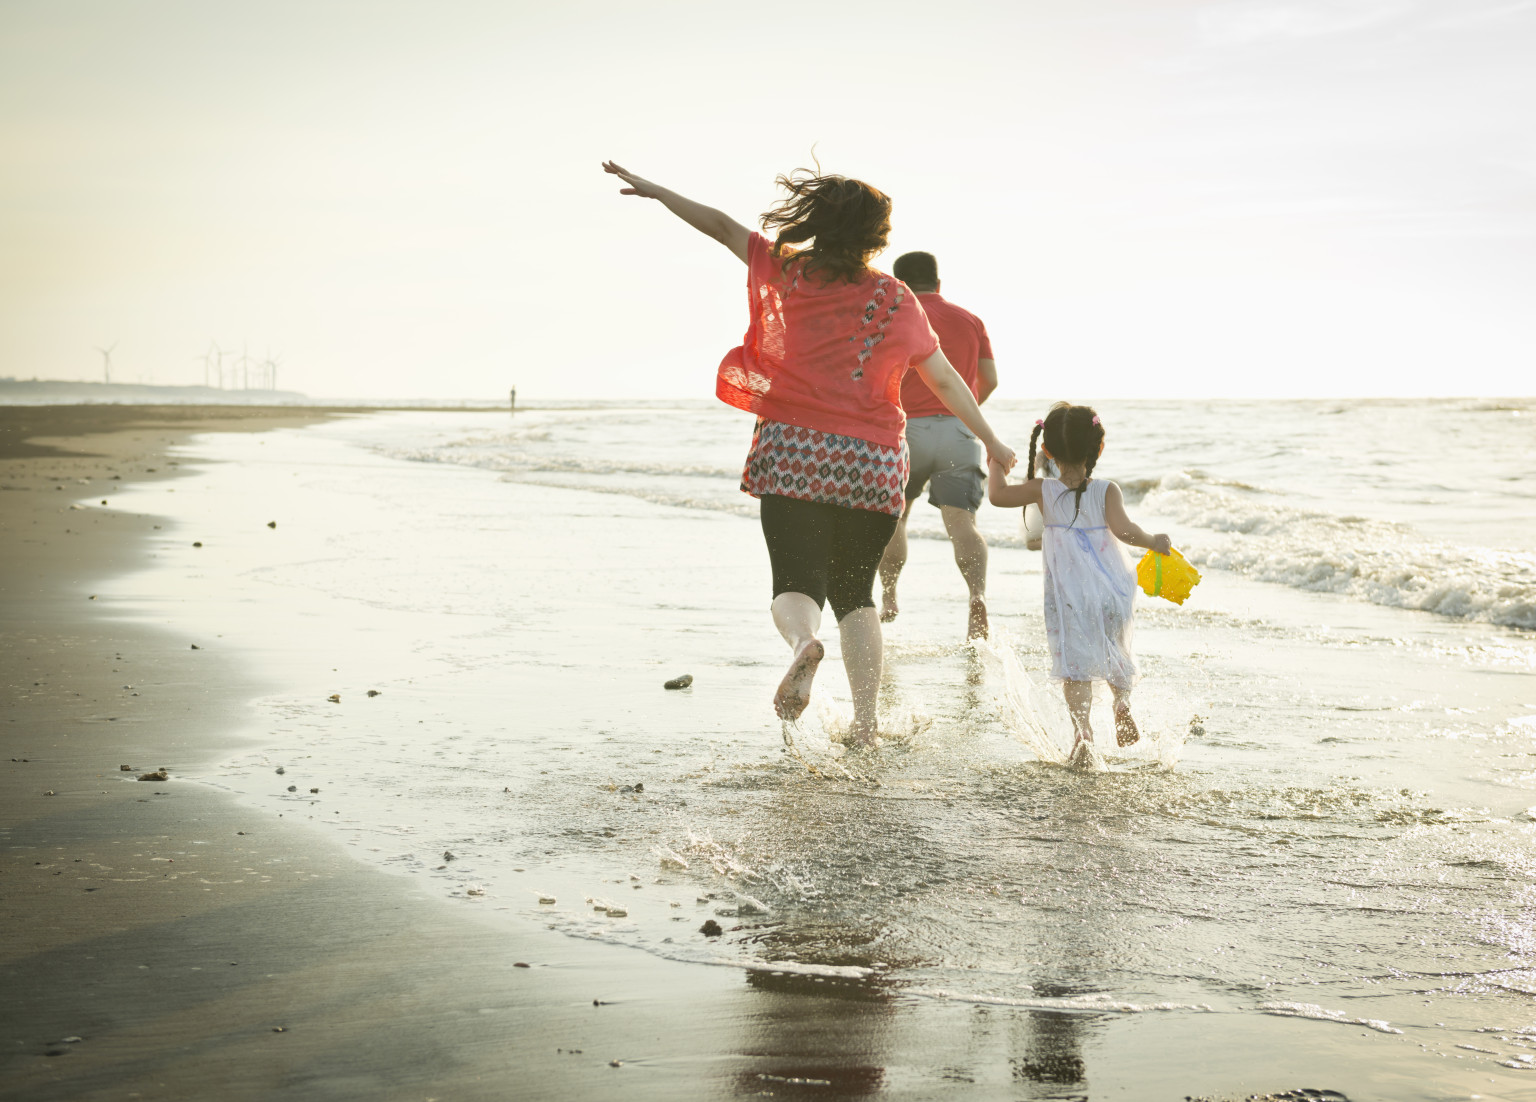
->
[[759, 494, 900, 622]]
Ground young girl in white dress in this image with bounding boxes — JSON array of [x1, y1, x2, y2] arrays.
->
[[987, 402, 1172, 755]]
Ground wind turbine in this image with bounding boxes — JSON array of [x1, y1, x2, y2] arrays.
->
[[94, 341, 118, 384], [261, 352, 282, 391]]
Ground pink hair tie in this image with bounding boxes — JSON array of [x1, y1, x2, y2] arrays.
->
[[1092, 415, 1101, 425], [1035, 419, 1043, 427]]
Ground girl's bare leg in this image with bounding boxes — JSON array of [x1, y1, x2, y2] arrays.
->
[[1110, 684, 1140, 747], [771, 592, 824, 721], [1063, 680, 1094, 747], [838, 606, 883, 747]]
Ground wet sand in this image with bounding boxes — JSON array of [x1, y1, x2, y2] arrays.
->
[[4, 405, 1534, 1102]]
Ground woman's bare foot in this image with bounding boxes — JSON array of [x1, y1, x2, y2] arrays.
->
[[967, 596, 988, 640], [1114, 703, 1140, 747], [773, 639, 824, 720], [879, 585, 899, 623]]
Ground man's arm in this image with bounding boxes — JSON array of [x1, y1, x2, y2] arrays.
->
[[602, 161, 751, 263], [976, 358, 998, 404]]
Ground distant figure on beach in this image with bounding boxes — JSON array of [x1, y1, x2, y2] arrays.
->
[[876, 251, 998, 639], [986, 403, 1170, 763], [602, 160, 1017, 746]]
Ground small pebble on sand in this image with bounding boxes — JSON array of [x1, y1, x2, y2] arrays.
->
[[663, 674, 693, 690], [275, 767, 285, 775], [137, 770, 168, 782], [366, 689, 381, 697], [119, 764, 132, 771], [286, 785, 297, 792], [190, 644, 200, 650], [327, 694, 340, 703], [192, 541, 202, 548], [700, 919, 723, 937], [267, 521, 277, 528]]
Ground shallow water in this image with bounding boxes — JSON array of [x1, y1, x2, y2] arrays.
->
[[95, 403, 1536, 1098]]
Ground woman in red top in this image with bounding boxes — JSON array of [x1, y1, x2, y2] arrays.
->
[[604, 161, 1016, 746]]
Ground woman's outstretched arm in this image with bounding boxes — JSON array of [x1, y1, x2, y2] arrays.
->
[[603, 161, 751, 263], [913, 348, 1015, 472]]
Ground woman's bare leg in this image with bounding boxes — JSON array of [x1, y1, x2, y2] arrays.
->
[[838, 606, 883, 746], [1063, 680, 1094, 747], [771, 592, 824, 720]]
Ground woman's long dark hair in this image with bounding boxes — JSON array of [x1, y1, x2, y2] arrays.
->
[[761, 169, 892, 285], [1028, 401, 1105, 525]]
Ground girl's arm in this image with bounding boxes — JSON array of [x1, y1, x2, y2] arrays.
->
[[1104, 482, 1172, 554], [603, 161, 751, 263], [913, 348, 1016, 472], [987, 458, 1042, 509]]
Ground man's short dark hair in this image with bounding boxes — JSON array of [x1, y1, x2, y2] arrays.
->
[[892, 251, 938, 289]]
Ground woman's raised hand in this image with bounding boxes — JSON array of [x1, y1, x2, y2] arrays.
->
[[603, 161, 663, 199]]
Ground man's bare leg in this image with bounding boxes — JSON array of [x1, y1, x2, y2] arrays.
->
[[838, 606, 884, 747], [1063, 680, 1094, 749], [877, 499, 916, 623], [771, 592, 824, 721], [941, 505, 989, 639]]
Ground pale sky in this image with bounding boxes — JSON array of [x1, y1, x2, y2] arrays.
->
[[2, 0, 1533, 400]]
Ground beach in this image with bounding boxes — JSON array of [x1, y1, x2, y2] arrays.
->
[[4, 401, 1536, 1102]]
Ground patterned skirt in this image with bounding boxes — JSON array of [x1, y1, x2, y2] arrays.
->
[[741, 419, 908, 517]]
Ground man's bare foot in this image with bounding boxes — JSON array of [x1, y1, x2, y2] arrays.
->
[[773, 639, 824, 721], [1114, 703, 1140, 747], [879, 586, 899, 623], [967, 596, 988, 640]]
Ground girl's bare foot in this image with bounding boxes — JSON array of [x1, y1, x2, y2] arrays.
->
[[845, 718, 880, 750], [967, 596, 988, 640], [773, 639, 824, 720], [1114, 703, 1140, 747]]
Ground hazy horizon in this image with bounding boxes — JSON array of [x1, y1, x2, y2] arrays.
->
[[4, 0, 1534, 401]]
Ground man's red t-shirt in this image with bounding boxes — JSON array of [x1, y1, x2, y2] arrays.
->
[[899, 292, 993, 418]]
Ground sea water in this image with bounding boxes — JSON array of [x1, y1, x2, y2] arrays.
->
[[99, 398, 1536, 1093]]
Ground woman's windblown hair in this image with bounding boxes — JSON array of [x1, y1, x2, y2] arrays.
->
[[761, 170, 892, 284]]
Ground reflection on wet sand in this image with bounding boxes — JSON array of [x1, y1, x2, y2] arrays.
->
[[1011, 987, 1091, 1101], [733, 970, 891, 1097]]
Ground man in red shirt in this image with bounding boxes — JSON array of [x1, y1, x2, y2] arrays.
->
[[879, 252, 999, 639]]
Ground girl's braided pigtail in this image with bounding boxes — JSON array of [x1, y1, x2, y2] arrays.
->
[[1026, 421, 1044, 479]]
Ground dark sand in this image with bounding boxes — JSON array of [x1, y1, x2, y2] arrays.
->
[[6, 406, 1531, 1102]]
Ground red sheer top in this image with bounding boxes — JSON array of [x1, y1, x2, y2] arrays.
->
[[716, 232, 940, 448]]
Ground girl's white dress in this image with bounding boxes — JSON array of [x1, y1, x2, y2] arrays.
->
[[1039, 478, 1138, 689]]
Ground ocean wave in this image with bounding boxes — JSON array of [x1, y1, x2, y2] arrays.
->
[[1143, 473, 1536, 630]]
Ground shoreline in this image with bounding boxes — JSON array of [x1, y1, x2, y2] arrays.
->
[[5, 404, 1533, 1102]]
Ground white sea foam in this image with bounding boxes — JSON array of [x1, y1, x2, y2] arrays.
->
[[905, 988, 1214, 1014], [1143, 472, 1536, 629], [1257, 1001, 1404, 1034]]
